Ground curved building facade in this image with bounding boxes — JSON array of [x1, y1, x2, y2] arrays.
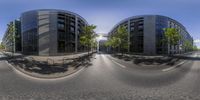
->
[[108, 15, 193, 55], [21, 9, 88, 56]]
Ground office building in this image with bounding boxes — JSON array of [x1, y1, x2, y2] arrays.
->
[[108, 15, 193, 55], [21, 9, 88, 56], [2, 20, 21, 53]]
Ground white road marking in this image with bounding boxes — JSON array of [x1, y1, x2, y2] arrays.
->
[[162, 61, 186, 72], [111, 60, 126, 68], [107, 55, 128, 63], [162, 53, 199, 72]]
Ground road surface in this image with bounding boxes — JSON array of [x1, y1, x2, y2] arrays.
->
[[0, 52, 200, 100]]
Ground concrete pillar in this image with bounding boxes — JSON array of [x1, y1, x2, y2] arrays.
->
[[13, 21, 16, 53], [75, 16, 78, 53], [127, 20, 130, 53]]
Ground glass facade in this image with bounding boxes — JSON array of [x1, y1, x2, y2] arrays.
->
[[108, 15, 193, 55], [2, 20, 22, 53], [155, 16, 168, 54], [20, 9, 88, 55], [21, 11, 38, 54], [15, 21, 22, 52], [22, 29, 38, 53], [77, 18, 87, 52], [155, 16, 193, 54], [129, 18, 144, 53], [57, 13, 76, 53], [21, 10, 88, 55]]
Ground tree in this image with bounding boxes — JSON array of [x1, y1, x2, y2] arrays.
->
[[105, 36, 120, 53], [114, 26, 129, 55], [91, 39, 97, 52], [80, 25, 96, 56], [0, 42, 5, 50], [104, 38, 112, 52], [105, 26, 128, 55], [182, 40, 193, 51], [7, 23, 16, 57], [193, 45, 198, 51], [163, 28, 182, 54], [111, 37, 121, 48]]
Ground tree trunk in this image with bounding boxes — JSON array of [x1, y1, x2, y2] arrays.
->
[[88, 47, 90, 56], [167, 38, 170, 55], [122, 50, 124, 57], [88, 45, 90, 60], [118, 46, 120, 53], [12, 44, 14, 57]]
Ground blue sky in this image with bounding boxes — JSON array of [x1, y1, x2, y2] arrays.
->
[[0, 0, 200, 47]]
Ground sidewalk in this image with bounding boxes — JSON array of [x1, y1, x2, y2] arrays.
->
[[2, 51, 23, 57], [2, 51, 93, 64], [2, 51, 94, 79], [112, 53, 187, 67], [26, 52, 93, 65], [115, 51, 196, 58]]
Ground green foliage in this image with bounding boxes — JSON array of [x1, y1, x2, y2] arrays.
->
[[106, 26, 128, 53], [7, 23, 15, 42], [111, 37, 121, 48], [80, 25, 97, 52], [116, 26, 129, 50], [193, 45, 199, 51], [105, 39, 111, 47], [115, 26, 128, 39], [7, 23, 16, 55], [163, 28, 182, 46], [182, 40, 193, 51], [0, 43, 5, 50], [80, 36, 89, 47], [91, 39, 97, 49]]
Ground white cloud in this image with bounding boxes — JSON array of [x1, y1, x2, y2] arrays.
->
[[194, 39, 200, 43], [194, 39, 200, 48]]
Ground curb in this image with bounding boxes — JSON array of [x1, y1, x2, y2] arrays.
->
[[6, 60, 86, 80], [161, 60, 187, 72], [2, 52, 89, 80], [108, 54, 188, 72]]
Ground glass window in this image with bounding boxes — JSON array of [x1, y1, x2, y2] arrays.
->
[[138, 25, 143, 29], [58, 19, 65, 23], [70, 22, 75, 26], [58, 23, 65, 29], [70, 27, 75, 32], [138, 21, 143, 25], [130, 27, 134, 31], [58, 41, 65, 53], [130, 23, 134, 26]]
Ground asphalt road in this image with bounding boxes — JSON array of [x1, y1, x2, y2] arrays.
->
[[0, 52, 200, 100]]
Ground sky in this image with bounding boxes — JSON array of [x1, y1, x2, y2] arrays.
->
[[0, 0, 200, 48]]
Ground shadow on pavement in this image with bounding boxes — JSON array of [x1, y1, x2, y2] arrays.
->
[[171, 55, 200, 61], [114, 60, 194, 88], [0, 55, 25, 61], [133, 57, 181, 66], [109, 53, 200, 87], [7, 54, 94, 75], [113, 54, 200, 66]]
